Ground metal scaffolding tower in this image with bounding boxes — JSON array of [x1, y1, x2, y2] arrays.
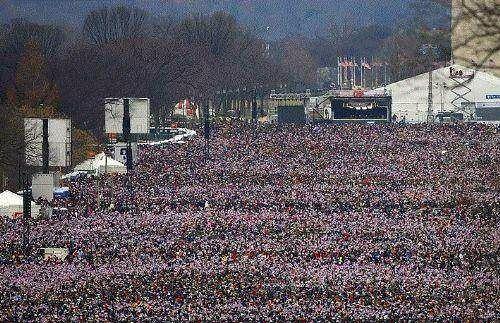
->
[[449, 66, 475, 117]]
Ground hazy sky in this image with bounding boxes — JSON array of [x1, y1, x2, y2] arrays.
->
[[1, 0, 414, 39]]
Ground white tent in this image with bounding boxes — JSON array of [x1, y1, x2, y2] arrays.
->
[[141, 128, 197, 146], [0, 190, 40, 219], [379, 64, 500, 123], [73, 153, 127, 176]]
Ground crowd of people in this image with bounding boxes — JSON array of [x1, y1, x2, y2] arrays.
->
[[0, 122, 499, 320]]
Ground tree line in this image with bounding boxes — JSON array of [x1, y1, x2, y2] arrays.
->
[[0, 7, 290, 190], [0, 1, 465, 190], [0, 3, 454, 119]]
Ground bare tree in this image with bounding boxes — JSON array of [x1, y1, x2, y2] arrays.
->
[[83, 6, 150, 45], [451, 0, 499, 73], [174, 12, 274, 97], [0, 20, 67, 59]]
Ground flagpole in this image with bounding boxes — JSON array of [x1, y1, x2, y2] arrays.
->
[[337, 57, 341, 90], [361, 58, 365, 88], [353, 58, 356, 89]]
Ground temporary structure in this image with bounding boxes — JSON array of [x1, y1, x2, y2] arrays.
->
[[41, 247, 69, 261], [73, 153, 127, 176], [380, 64, 500, 122], [61, 171, 87, 181], [95, 153, 127, 175], [0, 190, 40, 219], [53, 187, 70, 198], [142, 128, 197, 146]]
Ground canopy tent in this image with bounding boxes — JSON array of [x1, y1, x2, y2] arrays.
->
[[0, 190, 40, 219], [53, 187, 70, 198], [141, 128, 197, 146], [73, 153, 127, 176], [61, 171, 87, 181], [73, 159, 93, 173]]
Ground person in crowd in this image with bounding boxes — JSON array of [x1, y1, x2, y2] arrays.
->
[[0, 122, 498, 321]]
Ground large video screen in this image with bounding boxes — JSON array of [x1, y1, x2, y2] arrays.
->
[[277, 106, 306, 124], [24, 118, 72, 167], [105, 98, 150, 134], [475, 102, 500, 121], [331, 97, 391, 122]]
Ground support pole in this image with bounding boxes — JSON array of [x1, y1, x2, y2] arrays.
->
[[360, 58, 365, 89], [343, 58, 348, 89], [353, 58, 357, 88], [123, 98, 133, 171], [427, 69, 434, 123], [384, 63, 388, 86], [337, 57, 341, 89], [17, 153, 21, 191], [22, 173, 31, 256], [42, 118, 49, 174]]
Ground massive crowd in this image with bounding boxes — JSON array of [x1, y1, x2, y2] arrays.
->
[[0, 122, 499, 321]]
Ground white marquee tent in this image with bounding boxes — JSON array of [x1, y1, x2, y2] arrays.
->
[[380, 64, 500, 123], [0, 190, 40, 219], [73, 153, 127, 176]]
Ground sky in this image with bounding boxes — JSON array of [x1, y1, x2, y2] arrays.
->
[[0, 0, 415, 39]]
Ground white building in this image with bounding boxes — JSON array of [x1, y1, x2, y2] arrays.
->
[[380, 65, 500, 123]]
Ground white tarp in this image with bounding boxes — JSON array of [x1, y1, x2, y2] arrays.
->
[[61, 171, 87, 180], [73, 153, 127, 176], [141, 128, 197, 146], [41, 247, 68, 261], [0, 190, 40, 219]]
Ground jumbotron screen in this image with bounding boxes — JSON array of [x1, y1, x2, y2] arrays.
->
[[330, 96, 392, 122], [475, 103, 500, 121]]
